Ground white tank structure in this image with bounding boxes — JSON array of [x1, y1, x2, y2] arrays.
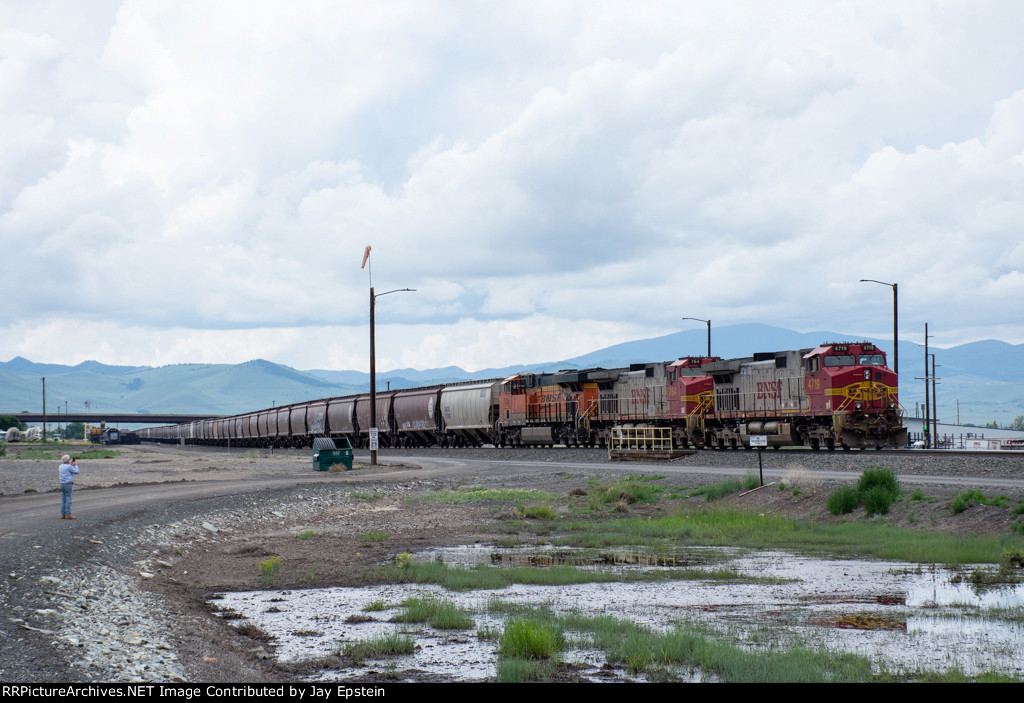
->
[[5, 427, 22, 442], [24, 426, 41, 441]]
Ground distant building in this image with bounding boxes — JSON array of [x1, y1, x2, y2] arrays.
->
[[904, 417, 1024, 449]]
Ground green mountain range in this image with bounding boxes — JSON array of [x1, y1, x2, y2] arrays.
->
[[2, 324, 1021, 427]]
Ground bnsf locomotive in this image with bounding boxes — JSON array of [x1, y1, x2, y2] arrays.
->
[[136, 341, 907, 450]]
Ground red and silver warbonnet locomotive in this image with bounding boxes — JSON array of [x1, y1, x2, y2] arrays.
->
[[137, 342, 907, 451]]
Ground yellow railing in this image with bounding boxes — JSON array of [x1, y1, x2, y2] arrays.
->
[[609, 426, 673, 454]]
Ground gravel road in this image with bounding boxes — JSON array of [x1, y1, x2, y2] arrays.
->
[[1, 443, 1021, 683]]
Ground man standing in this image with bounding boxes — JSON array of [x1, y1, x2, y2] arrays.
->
[[59, 454, 79, 519]]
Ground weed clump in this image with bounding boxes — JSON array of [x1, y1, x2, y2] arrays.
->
[[517, 502, 557, 520], [857, 468, 901, 511], [826, 468, 901, 517], [827, 486, 860, 515], [586, 475, 662, 510], [258, 556, 282, 586]]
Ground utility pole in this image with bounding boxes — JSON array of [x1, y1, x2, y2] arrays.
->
[[931, 353, 939, 448], [42, 377, 46, 443], [923, 324, 931, 448]]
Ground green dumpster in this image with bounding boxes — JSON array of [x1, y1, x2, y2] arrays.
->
[[312, 437, 353, 471]]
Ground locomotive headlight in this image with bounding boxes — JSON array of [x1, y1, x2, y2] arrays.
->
[[863, 370, 870, 379], [855, 403, 862, 409]]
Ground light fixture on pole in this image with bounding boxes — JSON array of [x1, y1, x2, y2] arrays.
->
[[681, 317, 711, 357], [363, 245, 416, 466], [859, 279, 898, 377]]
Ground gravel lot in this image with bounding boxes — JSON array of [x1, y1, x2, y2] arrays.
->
[[1, 443, 1022, 683]]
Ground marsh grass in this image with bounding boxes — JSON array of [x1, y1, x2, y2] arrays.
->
[[338, 632, 415, 663], [499, 618, 565, 660], [539, 611, 873, 682], [379, 558, 754, 591], [551, 509, 1024, 564], [392, 595, 474, 629], [495, 657, 556, 683]]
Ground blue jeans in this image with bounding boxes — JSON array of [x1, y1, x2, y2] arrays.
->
[[61, 483, 73, 517]]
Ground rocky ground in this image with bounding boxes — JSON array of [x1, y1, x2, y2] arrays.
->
[[1, 443, 1022, 683]]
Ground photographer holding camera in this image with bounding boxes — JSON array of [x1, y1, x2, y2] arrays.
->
[[59, 454, 80, 520]]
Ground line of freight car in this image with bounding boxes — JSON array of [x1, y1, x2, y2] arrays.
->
[[135, 379, 503, 449]]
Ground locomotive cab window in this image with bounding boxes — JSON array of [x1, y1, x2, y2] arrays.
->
[[823, 355, 855, 367], [805, 357, 820, 373], [858, 354, 885, 366]]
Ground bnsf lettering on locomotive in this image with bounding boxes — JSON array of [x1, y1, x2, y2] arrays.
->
[[630, 388, 651, 406], [756, 380, 782, 400]]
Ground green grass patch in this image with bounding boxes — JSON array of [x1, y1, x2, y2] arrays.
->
[[357, 530, 390, 543], [691, 474, 760, 502], [349, 490, 386, 500], [362, 599, 390, 612], [298, 530, 316, 540], [419, 487, 556, 504], [391, 595, 474, 629], [909, 487, 937, 503], [951, 489, 1010, 515], [8, 445, 121, 460]]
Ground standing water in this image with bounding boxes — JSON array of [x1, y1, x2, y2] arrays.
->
[[213, 546, 1024, 682]]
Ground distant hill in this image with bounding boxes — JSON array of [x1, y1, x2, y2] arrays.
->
[[3, 324, 1022, 426]]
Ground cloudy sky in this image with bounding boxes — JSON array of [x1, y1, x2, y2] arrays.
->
[[2, 1, 1023, 373]]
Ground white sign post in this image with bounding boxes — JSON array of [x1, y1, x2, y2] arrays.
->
[[369, 427, 379, 451], [750, 435, 768, 485]]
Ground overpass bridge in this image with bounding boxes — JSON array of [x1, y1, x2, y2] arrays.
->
[[9, 413, 219, 426]]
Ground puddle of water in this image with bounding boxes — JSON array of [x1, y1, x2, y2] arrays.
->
[[213, 546, 1024, 682]]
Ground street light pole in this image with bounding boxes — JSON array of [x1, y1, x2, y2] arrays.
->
[[681, 317, 711, 357], [369, 286, 416, 466], [859, 279, 898, 377]]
